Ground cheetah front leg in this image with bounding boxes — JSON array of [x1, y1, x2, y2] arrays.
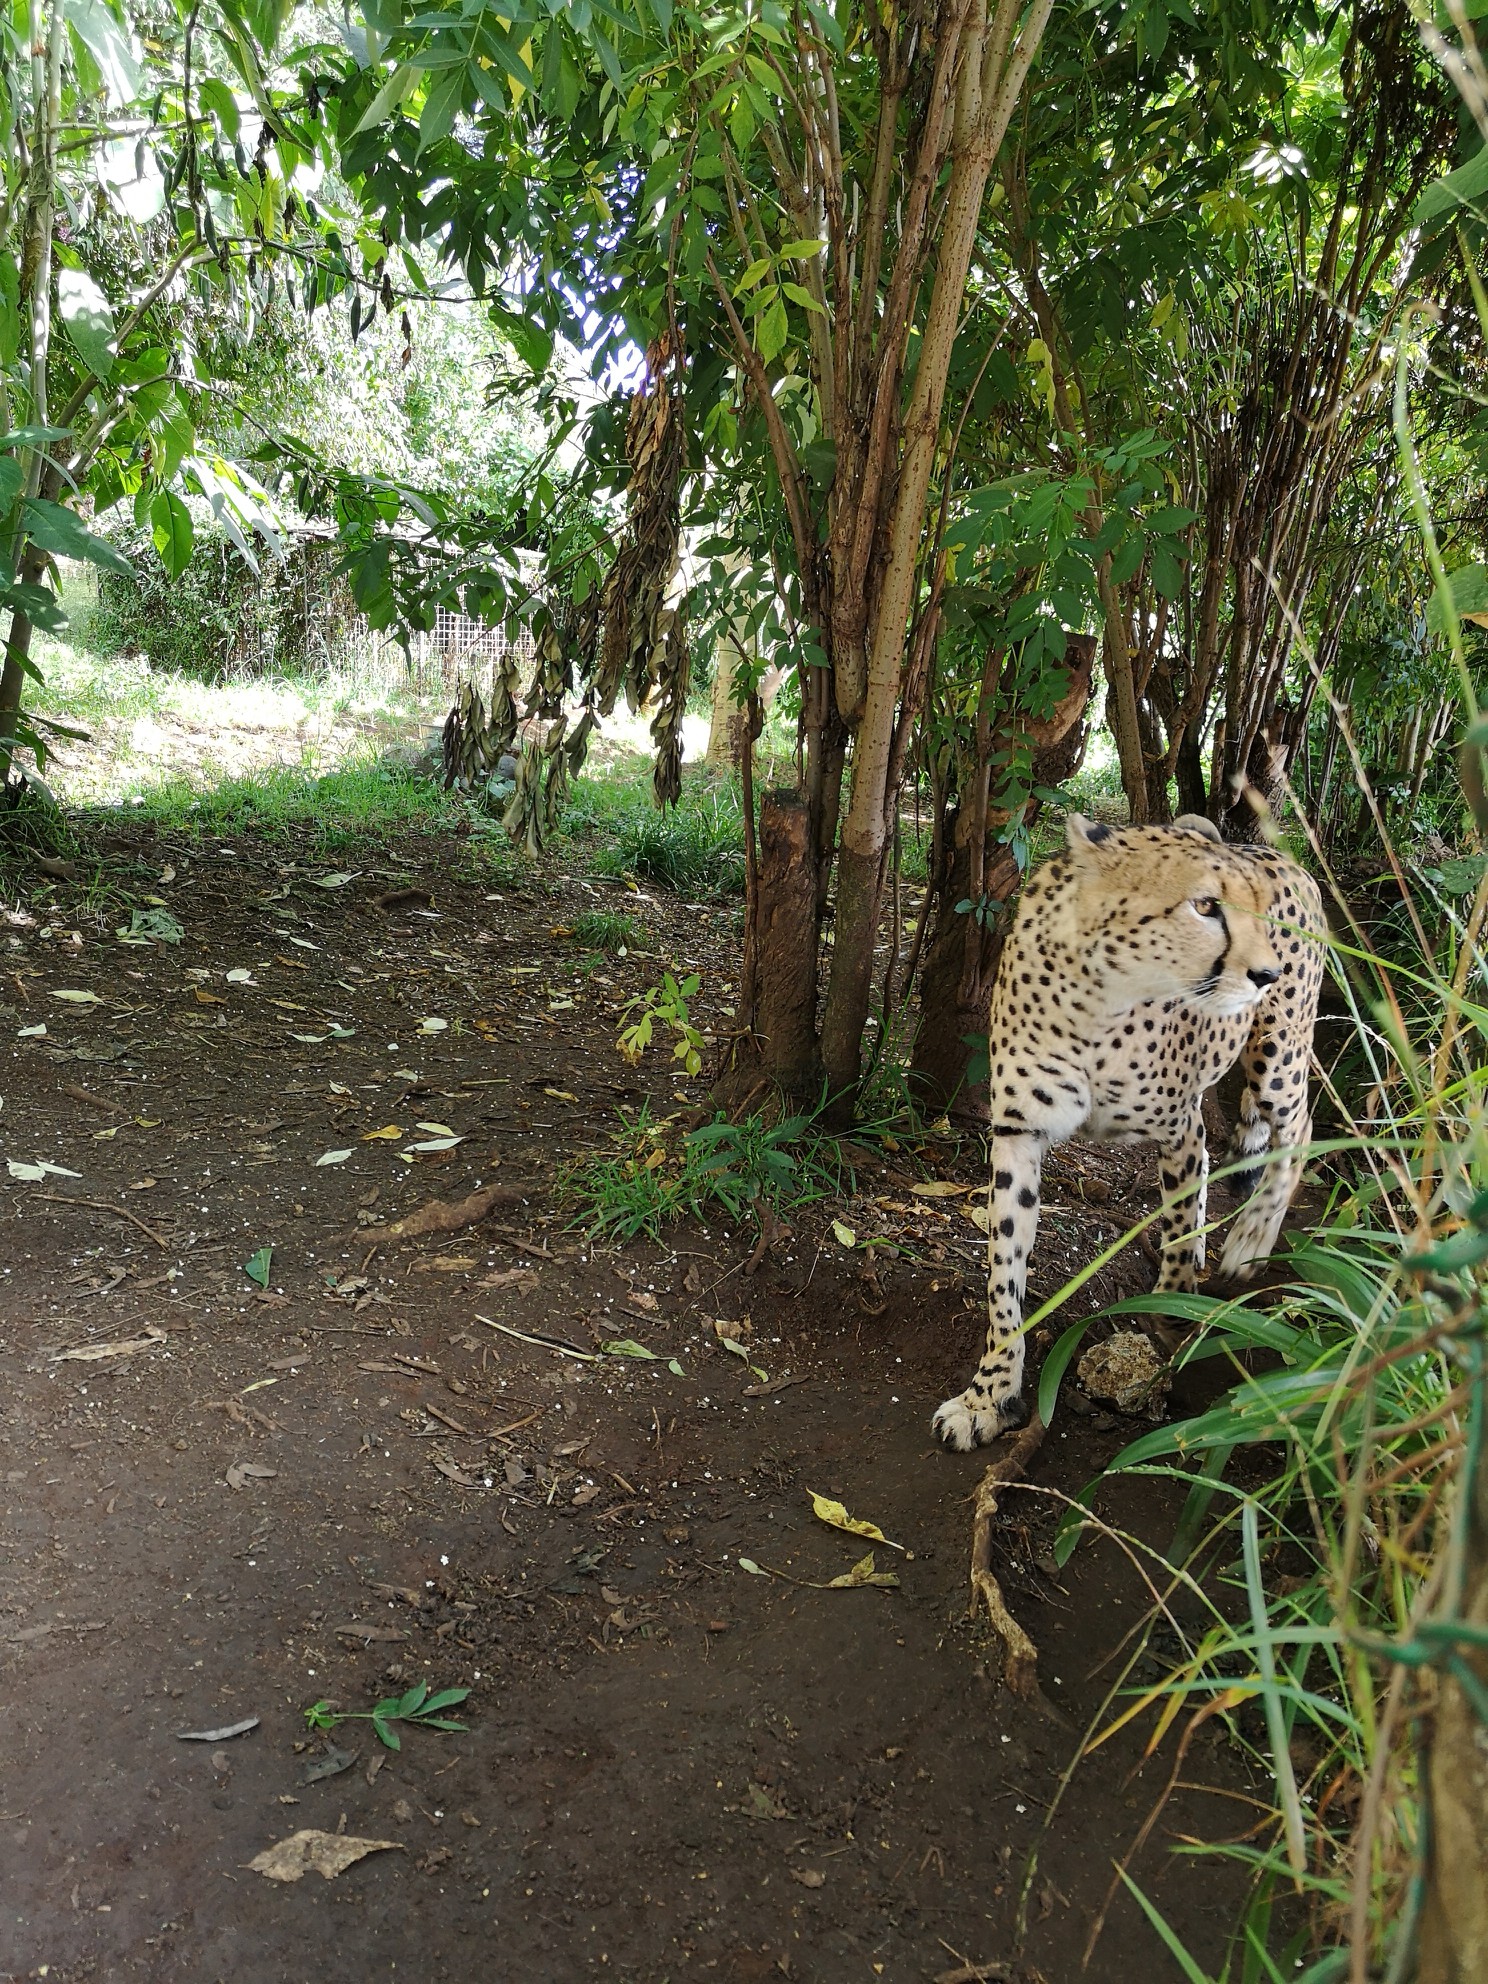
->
[[1219, 1090, 1311, 1280], [933, 1133, 1044, 1451], [1153, 1112, 1209, 1293]]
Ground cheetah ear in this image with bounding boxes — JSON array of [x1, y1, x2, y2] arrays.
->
[[1174, 812, 1222, 844], [1066, 813, 1117, 864]]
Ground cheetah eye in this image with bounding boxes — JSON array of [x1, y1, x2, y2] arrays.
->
[[1191, 896, 1221, 919]]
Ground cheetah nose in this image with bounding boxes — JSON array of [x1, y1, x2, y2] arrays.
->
[[1247, 965, 1280, 988]]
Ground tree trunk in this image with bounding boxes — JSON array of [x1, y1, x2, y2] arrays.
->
[[718, 791, 821, 1102], [1416, 1430, 1488, 1983], [909, 633, 1094, 1113], [818, 0, 1055, 1106], [909, 830, 1020, 1118]]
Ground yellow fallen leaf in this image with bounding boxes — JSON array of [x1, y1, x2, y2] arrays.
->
[[246, 1830, 402, 1883], [193, 987, 225, 1005], [831, 1220, 856, 1248], [826, 1551, 900, 1590], [415, 1120, 456, 1136], [809, 1491, 906, 1553], [544, 1088, 579, 1103], [909, 1181, 976, 1198], [361, 1125, 404, 1141]]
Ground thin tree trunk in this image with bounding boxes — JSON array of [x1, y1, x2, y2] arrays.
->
[[0, 0, 65, 777], [818, 0, 1054, 1104]]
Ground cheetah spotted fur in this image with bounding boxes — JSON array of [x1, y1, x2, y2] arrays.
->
[[934, 812, 1326, 1452]]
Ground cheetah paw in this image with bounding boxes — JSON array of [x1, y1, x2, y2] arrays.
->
[[932, 1388, 1028, 1452], [1218, 1215, 1274, 1282]]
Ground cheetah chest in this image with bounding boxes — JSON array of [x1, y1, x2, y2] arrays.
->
[[1078, 999, 1251, 1145]]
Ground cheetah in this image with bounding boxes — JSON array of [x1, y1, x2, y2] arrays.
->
[[933, 813, 1326, 1452]]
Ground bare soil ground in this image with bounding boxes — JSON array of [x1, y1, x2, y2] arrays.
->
[[1, 813, 1264, 1984]]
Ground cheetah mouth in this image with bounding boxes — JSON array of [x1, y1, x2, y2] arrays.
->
[[1191, 974, 1263, 1015]]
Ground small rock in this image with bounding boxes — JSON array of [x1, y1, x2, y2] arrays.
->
[[1076, 1330, 1169, 1419]]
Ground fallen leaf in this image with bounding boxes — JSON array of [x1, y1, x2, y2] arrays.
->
[[477, 1267, 539, 1292], [316, 1149, 352, 1167], [964, 1203, 993, 1234], [415, 1121, 456, 1136], [53, 1325, 165, 1364], [831, 1219, 856, 1248], [225, 968, 256, 985], [602, 1337, 658, 1360], [334, 1621, 410, 1643], [291, 1033, 328, 1044], [371, 1181, 522, 1241], [410, 1255, 478, 1273], [825, 1551, 900, 1589], [910, 1181, 976, 1198], [361, 1125, 404, 1141], [571, 1482, 601, 1507], [300, 1744, 359, 1785], [50, 989, 100, 1005], [193, 987, 225, 1005], [9, 1159, 81, 1180], [177, 1716, 260, 1742], [791, 1867, 826, 1889], [736, 1557, 768, 1576], [543, 1089, 578, 1103], [809, 1491, 906, 1553], [405, 1136, 463, 1153], [246, 1830, 400, 1883], [432, 1456, 478, 1488], [418, 1017, 448, 1033], [312, 872, 360, 890], [17, 1023, 46, 1038], [244, 1247, 272, 1288], [226, 1461, 278, 1491]]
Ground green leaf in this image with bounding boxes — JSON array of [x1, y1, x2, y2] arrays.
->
[[489, 303, 552, 375], [243, 1246, 272, 1286], [419, 1688, 470, 1715], [1037, 1316, 1100, 1427], [65, 0, 142, 108], [0, 457, 22, 510], [57, 267, 117, 380], [353, 61, 419, 134], [1416, 142, 1488, 227], [1427, 562, 1488, 635], [418, 66, 464, 151], [756, 292, 788, 362], [602, 1337, 659, 1359], [198, 76, 240, 138], [23, 500, 132, 574], [372, 1714, 402, 1750], [150, 489, 194, 578]]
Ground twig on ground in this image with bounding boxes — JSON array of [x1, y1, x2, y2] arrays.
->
[[969, 1416, 1049, 1699], [35, 1193, 172, 1250]]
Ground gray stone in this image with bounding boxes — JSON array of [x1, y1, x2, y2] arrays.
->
[[1076, 1329, 1169, 1419]]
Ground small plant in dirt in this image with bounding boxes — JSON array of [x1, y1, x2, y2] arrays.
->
[[593, 788, 746, 897], [616, 971, 706, 1077], [569, 1101, 859, 1243], [570, 908, 642, 953], [303, 1681, 470, 1751]]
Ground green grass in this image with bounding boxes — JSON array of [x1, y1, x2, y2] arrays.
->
[[560, 757, 748, 897], [568, 1102, 861, 1243], [116, 762, 456, 850], [569, 908, 644, 952]]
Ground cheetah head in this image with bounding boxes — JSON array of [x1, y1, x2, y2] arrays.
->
[[1064, 815, 1283, 1017]]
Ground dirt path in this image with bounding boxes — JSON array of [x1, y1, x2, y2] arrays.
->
[[0, 818, 1258, 1983]]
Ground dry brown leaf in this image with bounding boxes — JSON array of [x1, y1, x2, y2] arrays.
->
[[52, 1325, 165, 1364], [246, 1830, 401, 1883], [225, 1461, 278, 1491], [372, 1181, 523, 1241]]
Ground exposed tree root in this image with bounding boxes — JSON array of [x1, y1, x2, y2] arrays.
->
[[968, 1416, 1048, 1699]]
